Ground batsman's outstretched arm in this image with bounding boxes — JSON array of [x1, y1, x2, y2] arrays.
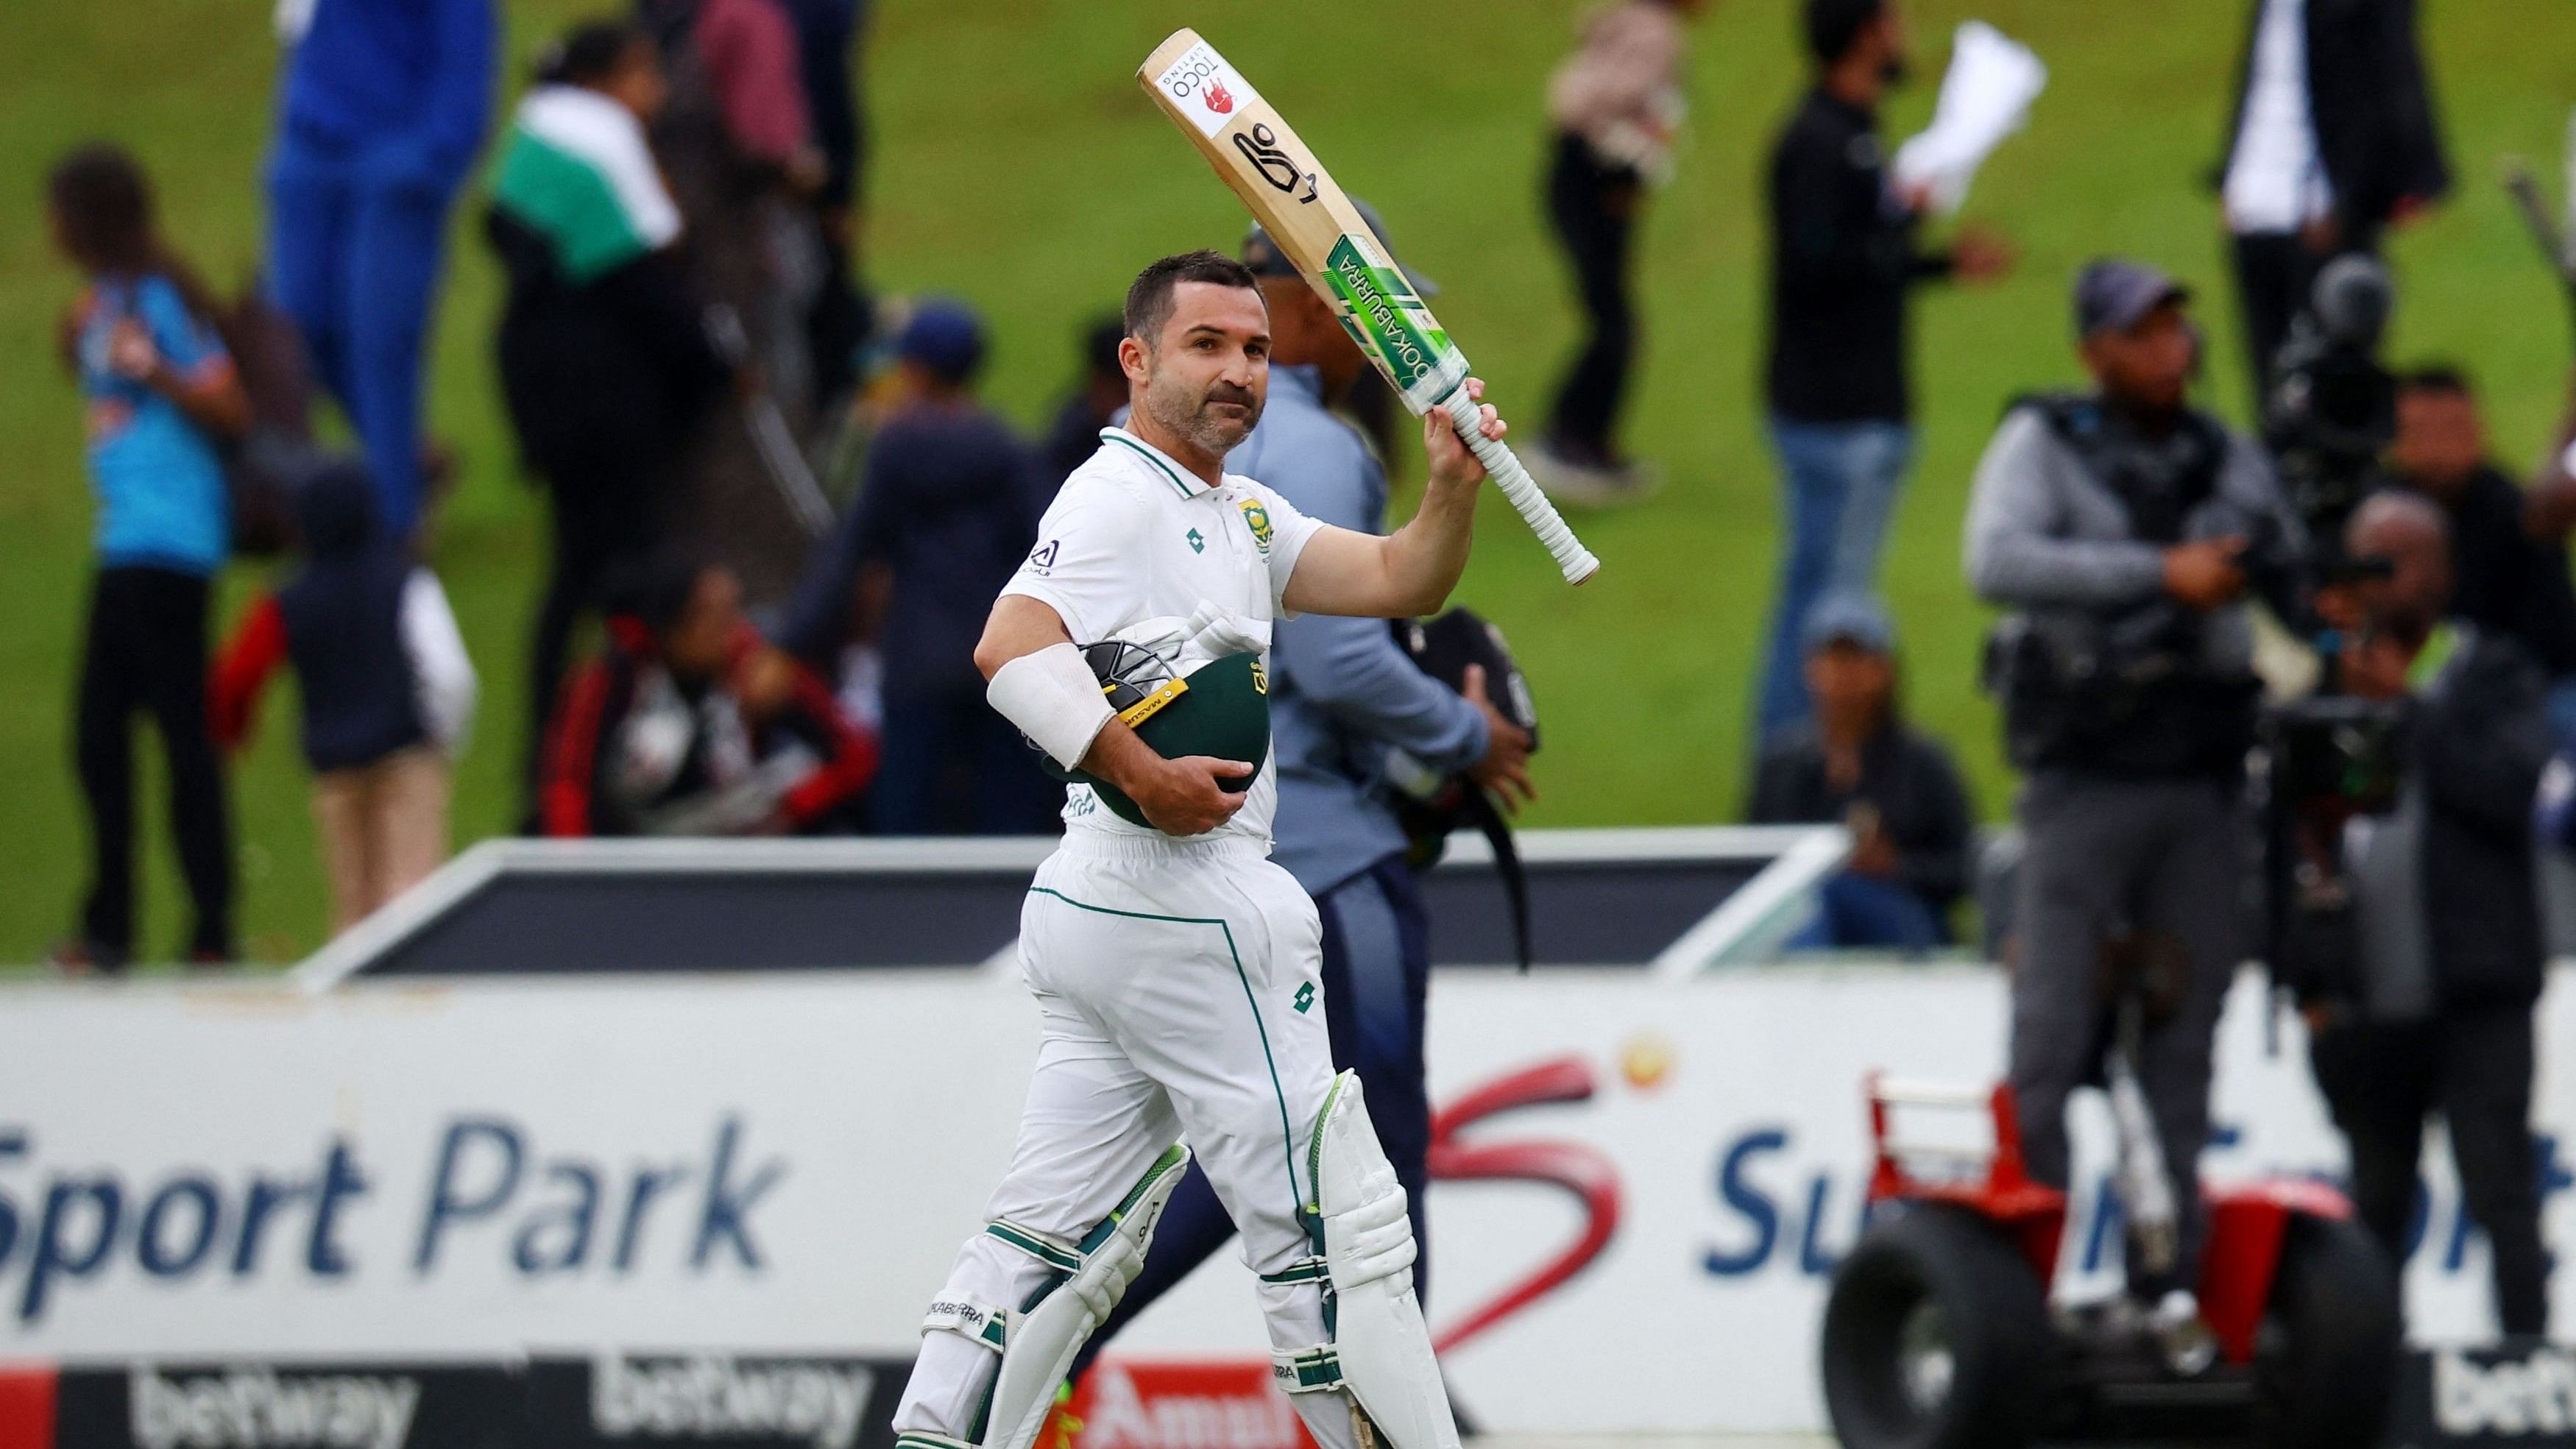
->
[[1283, 380, 1503, 620], [976, 596, 1250, 835]]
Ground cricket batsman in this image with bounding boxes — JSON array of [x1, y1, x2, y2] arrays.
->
[[888, 249, 1504, 1449]]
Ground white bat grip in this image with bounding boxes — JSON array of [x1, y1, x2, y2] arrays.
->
[[1443, 389, 1601, 585]]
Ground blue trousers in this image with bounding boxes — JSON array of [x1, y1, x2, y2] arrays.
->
[[1786, 871, 1948, 953], [871, 685, 1060, 835], [266, 155, 455, 539], [1755, 417, 1914, 742], [1072, 854, 1433, 1376]]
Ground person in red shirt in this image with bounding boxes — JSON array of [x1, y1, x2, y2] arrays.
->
[[540, 551, 876, 837]]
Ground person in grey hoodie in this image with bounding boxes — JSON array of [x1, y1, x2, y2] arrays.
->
[[1962, 258, 2302, 1310]]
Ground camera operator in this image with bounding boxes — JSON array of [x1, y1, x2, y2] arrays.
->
[[1964, 258, 2304, 1307], [2387, 367, 2576, 727], [2293, 492, 2553, 1337]]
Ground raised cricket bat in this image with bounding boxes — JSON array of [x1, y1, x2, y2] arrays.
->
[[1138, 29, 1602, 587]]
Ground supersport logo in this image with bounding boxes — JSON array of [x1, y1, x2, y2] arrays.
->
[[1426, 1056, 1622, 1353]]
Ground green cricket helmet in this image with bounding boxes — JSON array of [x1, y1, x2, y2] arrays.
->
[[1041, 645, 1273, 829]]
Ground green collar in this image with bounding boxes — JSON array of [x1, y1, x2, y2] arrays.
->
[[1102, 428, 1213, 498]]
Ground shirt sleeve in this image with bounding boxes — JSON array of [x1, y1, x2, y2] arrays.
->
[[209, 594, 289, 751], [400, 569, 478, 753], [1243, 481, 1326, 617], [998, 480, 1150, 645], [141, 277, 227, 380], [1962, 409, 2169, 607]]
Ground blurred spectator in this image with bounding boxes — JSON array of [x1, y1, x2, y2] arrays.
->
[[1757, 0, 2009, 744], [2527, 368, 2576, 540], [640, 0, 830, 598], [46, 145, 250, 971], [486, 21, 733, 819], [2310, 492, 2552, 1337], [776, 0, 874, 408], [1749, 594, 1970, 952], [2217, 0, 2446, 409], [542, 554, 876, 837], [1526, 0, 1703, 506], [210, 462, 476, 933], [2385, 367, 2576, 730], [776, 301, 1056, 834], [264, 0, 497, 539], [1041, 316, 1130, 485], [644, 0, 821, 184], [1964, 261, 2301, 1306]]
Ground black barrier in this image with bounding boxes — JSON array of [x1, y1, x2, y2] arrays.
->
[[52, 1361, 525, 1449], [2385, 1341, 2576, 1449], [32, 1356, 918, 1449], [300, 831, 1821, 981]]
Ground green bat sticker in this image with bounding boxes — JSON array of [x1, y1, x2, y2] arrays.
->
[[1322, 235, 1469, 412]]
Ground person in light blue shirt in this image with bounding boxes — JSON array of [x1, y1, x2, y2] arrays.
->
[[1073, 210, 1534, 1371], [48, 146, 252, 968]]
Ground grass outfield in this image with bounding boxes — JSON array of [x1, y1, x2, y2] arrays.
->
[[1, 0, 2571, 966]]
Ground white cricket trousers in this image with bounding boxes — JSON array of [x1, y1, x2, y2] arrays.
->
[[891, 831, 1357, 1449]]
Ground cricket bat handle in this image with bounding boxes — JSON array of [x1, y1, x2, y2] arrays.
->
[[1441, 388, 1602, 586]]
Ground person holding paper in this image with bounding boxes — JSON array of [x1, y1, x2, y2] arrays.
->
[[1755, 0, 2011, 744]]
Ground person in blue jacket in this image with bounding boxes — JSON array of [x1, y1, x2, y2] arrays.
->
[[266, 0, 497, 539], [1072, 208, 1536, 1372]]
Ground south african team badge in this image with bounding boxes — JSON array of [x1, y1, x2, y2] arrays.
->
[[1239, 500, 1275, 552]]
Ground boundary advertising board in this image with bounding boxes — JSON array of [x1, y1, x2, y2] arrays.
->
[[1, 967, 2568, 1434]]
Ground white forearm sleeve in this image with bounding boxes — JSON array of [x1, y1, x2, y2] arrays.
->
[[988, 643, 1114, 772]]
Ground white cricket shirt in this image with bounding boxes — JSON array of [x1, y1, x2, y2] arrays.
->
[[1001, 426, 1326, 846]]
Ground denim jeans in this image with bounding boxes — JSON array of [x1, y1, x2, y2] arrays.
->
[[1786, 871, 1947, 953], [1757, 417, 1915, 740]]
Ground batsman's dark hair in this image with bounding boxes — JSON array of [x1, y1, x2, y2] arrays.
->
[[537, 19, 650, 88], [1802, 0, 1888, 65], [2396, 363, 2474, 399], [1123, 250, 1262, 346], [45, 143, 222, 325]]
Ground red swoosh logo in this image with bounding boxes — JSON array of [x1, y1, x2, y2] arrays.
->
[[1426, 1056, 1623, 1354]]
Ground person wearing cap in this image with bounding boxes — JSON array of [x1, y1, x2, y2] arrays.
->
[[1963, 258, 2303, 1315], [1748, 592, 1971, 952], [1062, 210, 1536, 1375], [774, 297, 1058, 833]]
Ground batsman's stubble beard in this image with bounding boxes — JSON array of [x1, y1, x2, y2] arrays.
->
[[1141, 347, 1265, 456]]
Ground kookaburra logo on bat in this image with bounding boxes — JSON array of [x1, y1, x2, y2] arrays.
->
[[1233, 124, 1319, 204]]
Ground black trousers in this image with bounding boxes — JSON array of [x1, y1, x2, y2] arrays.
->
[[2310, 1007, 2552, 1336], [2228, 229, 2378, 419], [523, 472, 663, 820], [2009, 773, 2246, 1299], [1544, 131, 1641, 462], [74, 565, 234, 961]]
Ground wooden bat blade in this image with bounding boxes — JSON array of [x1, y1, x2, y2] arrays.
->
[[1137, 32, 1369, 275], [1135, 29, 1603, 586]]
